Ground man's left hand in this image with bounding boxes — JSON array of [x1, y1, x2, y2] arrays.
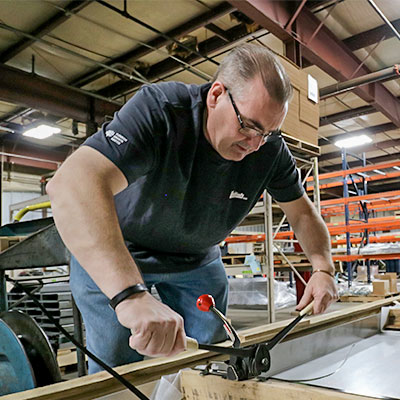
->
[[296, 272, 338, 314]]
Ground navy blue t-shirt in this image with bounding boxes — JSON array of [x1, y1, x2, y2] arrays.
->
[[84, 82, 304, 273]]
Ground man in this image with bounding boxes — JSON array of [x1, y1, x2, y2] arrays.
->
[[47, 44, 338, 373]]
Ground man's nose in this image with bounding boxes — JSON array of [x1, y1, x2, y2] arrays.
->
[[246, 135, 263, 151]]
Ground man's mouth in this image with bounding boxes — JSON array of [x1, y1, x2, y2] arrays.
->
[[236, 143, 251, 153]]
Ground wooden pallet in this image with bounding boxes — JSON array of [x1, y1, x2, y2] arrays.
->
[[222, 255, 247, 265], [282, 132, 321, 157], [340, 292, 400, 303]]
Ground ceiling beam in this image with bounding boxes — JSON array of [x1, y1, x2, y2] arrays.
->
[[343, 18, 400, 52], [205, 23, 231, 42], [0, 138, 70, 171], [72, 2, 235, 88], [319, 122, 397, 146], [1, 162, 53, 176], [0, 0, 92, 63], [229, 0, 400, 128], [0, 63, 120, 125], [320, 96, 400, 127], [319, 138, 400, 162], [97, 23, 260, 99], [320, 105, 376, 126]]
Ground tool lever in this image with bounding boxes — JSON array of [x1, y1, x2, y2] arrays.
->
[[186, 337, 254, 358], [192, 297, 314, 382], [211, 307, 241, 348], [266, 300, 314, 351]]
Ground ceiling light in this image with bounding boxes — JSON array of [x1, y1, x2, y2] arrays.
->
[[393, 166, 400, 171], [23, 124, 61, 139], [334, 134, 372, 149]]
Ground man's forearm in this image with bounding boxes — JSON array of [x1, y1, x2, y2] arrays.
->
[[292, 210, 334, 275], [47, 149, 143, 299]]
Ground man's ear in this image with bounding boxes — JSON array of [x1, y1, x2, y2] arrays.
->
[[207, 81, 225, 109]]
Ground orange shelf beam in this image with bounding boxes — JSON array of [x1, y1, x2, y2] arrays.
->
[[320, 190, 400, 207], [225, 217, 400, 243], [322, 202, 400, 217], [333, 253, 400, 262], [326, 215, 396, 227], [306, 170, 400, 191], [332, 235, 400, 246], [307, 160, 400, 182]]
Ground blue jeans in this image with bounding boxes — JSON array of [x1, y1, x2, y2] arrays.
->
[[69, 256, 229, 373]]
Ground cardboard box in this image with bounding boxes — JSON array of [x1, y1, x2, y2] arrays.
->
[[281, 88, 300, 136], [278, 55, 303, 91], [299, 121, 319, 145], [277, 54, 319, 147], [372, 280, 390, 296], [374, 273, 398, 293], [299, 94, 320, 129]]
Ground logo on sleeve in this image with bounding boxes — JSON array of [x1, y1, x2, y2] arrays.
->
[[229, 190, 248, 200], [105, 130, 128, 145]]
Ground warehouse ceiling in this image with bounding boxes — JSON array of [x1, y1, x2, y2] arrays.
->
[[0, 0, 399, 197]]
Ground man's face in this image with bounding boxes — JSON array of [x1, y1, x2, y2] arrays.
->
[[205, 77, 287, 161]]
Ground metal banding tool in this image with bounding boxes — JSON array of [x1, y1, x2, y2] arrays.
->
[[187, 294, 314, 381]]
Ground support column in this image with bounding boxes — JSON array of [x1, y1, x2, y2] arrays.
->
[[312, 157, 321, 214], [341, 148, 352, 287], [263, 190, 275, 323]]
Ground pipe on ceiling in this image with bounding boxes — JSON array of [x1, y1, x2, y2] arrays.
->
[[320, 64, 400, 99], [367, 0, 400, 42]]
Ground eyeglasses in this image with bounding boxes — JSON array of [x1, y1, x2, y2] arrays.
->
[[226, 88, 281, 142]]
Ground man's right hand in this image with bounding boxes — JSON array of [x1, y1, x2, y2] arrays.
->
[[115, 291, 186, 358]]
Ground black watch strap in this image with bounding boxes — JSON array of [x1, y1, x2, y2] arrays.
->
[[109, 283, 149, 310]]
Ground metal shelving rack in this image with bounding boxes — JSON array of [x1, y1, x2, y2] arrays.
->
[[306, 158, 400, 286], [226, 158, 400, 307], [225, 156, 321, 323]]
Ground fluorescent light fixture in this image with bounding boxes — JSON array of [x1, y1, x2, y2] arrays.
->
[[334, 134, 372, 148], [393, 166, 400, 171], [373, 169, 386, 176], [23, 124, 61, 139]]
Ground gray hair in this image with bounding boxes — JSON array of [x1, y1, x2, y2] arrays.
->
[[214, 43, 292, 106]]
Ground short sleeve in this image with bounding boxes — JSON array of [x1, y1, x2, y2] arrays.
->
[[266, 142, 304, 202], [83, 85, 165, 184]]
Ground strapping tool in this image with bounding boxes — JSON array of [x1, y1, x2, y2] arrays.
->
[[186, 294, 314, 381]]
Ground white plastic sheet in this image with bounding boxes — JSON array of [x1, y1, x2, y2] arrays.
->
[[150, 371, 183, 400], [228, 278, 296, 309]]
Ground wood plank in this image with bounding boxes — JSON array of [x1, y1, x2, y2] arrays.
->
[[3, 296, 399, 400], [340, 293, 400, 303], [181, 370, 379, 400]]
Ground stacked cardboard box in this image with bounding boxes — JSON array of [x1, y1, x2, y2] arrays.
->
[[278, 55, 319, 146], [372, 280, 390, 296], [374, 273, 398, 293]]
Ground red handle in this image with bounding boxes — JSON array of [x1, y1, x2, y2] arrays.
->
[[196, 294, 215, 312]]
